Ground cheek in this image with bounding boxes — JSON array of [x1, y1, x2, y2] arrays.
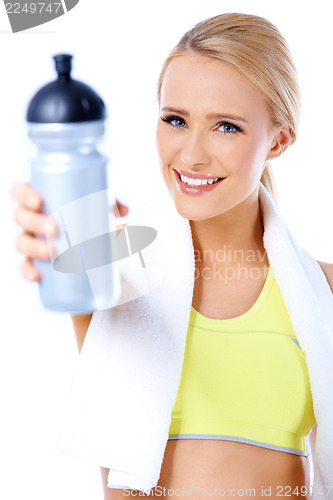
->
[[156, 125, 182, 167], [156, 126, 170, 165], [227, 133, 269, 177]]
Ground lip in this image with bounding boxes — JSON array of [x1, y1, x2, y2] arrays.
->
[[173, 169, 226, 196], [174, 168, 225, 180]]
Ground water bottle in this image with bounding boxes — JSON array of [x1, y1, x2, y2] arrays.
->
[[27, 53, 120, 314]]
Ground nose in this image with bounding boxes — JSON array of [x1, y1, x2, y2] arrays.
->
[[180, 129, 211, 169]]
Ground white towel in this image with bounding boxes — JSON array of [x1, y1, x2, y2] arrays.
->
[[56, 182, 333, 498]]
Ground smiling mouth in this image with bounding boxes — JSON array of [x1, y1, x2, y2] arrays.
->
[[175, 170, 226, 186], [172, 169, 227, 196]]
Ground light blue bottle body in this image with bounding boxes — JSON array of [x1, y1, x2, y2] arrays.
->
[[28, 120, 119, 314]]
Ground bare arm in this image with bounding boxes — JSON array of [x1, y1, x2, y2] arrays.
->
[[310, 260, 332, 472], [309, 422, 317, 471], [317, 261, 333, 294], [70, 314, 93, 353]]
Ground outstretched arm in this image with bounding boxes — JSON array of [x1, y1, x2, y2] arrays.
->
[[11, 181, 129, 354], [70, 314, 93, 353]]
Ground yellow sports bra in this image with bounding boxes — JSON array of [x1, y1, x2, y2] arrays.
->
[[168, 265, 316, 456]]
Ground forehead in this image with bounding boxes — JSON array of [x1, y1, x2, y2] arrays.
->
[[160, 54, 267, 119]]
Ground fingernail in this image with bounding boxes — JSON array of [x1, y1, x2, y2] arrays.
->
[[27, 196, 40, 209]]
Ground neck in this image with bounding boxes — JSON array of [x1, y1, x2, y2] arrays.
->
[[189, 188, 268, 267]]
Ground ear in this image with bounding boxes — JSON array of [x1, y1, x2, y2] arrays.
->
[[266, 125, 293, 161]]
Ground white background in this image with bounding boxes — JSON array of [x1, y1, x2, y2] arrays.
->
[[1, 1, 332, 498]]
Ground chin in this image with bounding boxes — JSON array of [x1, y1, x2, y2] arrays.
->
[[171, 197, 216, 222]]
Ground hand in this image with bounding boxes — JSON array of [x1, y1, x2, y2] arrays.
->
[[10, 181, 130, 282]]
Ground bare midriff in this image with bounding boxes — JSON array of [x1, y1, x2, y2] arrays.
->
[[103, 439, 311, 499]]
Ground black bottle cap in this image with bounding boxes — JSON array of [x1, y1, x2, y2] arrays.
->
[[27, 53, 106, 123]]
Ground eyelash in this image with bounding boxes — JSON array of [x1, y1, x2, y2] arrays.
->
[[160, 115, 243, 135]]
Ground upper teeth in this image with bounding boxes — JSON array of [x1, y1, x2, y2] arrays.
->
[[180, 174, 220, 186]]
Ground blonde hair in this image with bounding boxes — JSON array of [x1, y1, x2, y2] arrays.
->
[[157, 13, 301, 206]]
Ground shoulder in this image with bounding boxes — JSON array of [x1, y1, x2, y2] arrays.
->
[[316, 260, 333, 294]]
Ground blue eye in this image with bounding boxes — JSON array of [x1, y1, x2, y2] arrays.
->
[[160, 115, 186, 128], [218, 122, 242, 134]]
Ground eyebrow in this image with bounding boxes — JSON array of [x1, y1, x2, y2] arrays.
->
[[160, 107, 248, 125]]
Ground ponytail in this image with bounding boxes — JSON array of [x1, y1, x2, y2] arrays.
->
[[260, 163, 279, 208]]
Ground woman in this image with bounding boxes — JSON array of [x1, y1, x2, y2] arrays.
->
[[11, 12, 333, 499]]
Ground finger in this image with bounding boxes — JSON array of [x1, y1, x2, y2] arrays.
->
[[114, 199, 129, 218], [16, 232, 52, 261], [14, 206, 58, 237], [20, 257, 41, 282], [10, 182, 43, 211]]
